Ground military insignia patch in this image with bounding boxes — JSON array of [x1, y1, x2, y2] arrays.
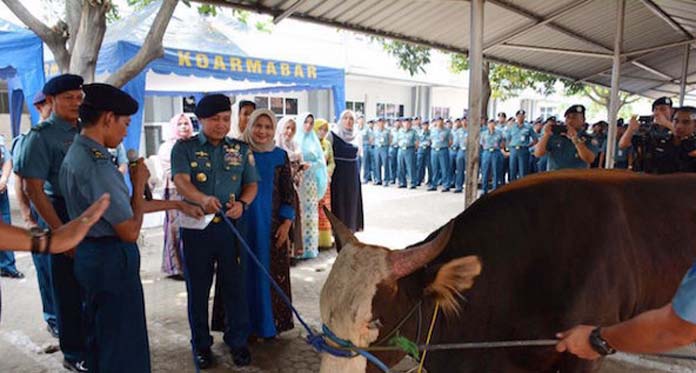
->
[[196, 172, 207, 182], [195, 151, 209, 159], [90, 148, 108, 160]]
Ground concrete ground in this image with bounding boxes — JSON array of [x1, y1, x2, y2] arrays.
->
[[0, 183, 694, 372]]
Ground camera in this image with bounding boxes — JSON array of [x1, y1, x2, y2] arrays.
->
[[551, 124, 567, 135]]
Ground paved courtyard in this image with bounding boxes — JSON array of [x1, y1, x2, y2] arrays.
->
[[0, 184, 693, 372]]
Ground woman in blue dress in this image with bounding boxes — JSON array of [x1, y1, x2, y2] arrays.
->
[[239, 109, 297, 338]]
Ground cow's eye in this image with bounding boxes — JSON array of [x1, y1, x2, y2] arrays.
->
[[367, 318, 383, 330]]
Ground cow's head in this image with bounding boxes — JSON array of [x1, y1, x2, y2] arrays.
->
[[319, 210, 482, 372]]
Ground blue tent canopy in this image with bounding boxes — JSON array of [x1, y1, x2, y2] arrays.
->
[[46, 1, 346, 153], [0, 19, 44, 137]]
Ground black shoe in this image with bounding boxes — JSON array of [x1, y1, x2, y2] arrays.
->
[[398, 185, 406, 189], [441, 188, 450, 193], [231, 346, 251, 366], [194, 348, 213, 369], [426, 187, 436, 191], [0, 269, 24, 279], [167, 274, 185, 281], [47, 324, 59, 339], [375, 182, 382, 185], [409, 186, 416, 189], [453, 189, 463, 194], [62, 359, 88, 372]]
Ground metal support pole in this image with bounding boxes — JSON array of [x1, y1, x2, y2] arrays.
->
[[605, 0, 625, 170], [680, 44, 690, 106], [465, 0, 484, 208]]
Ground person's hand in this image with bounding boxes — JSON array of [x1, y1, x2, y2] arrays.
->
[[654, 112, 674, 131], [200, 195, 222, 214], [275, 220, 292, 249], [628, 115, 640, 132], [225, 201, 244, 219], [179, 201, 204, 219], [555, 325, 601, 360], [0, 179, 7, 194], [128, 158, 150, 193], [51, 193, 111, 254], [543, 123, 553, 137], [565, 126, 578, 142]]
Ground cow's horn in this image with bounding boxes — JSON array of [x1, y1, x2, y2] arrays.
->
[[389, 220, 455, 279], [323, 206, 357, 253]]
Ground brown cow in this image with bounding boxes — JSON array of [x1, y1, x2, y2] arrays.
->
[[319, 170, 696, 372]]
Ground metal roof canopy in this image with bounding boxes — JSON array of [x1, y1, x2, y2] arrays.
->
[[199, 0, 696, 205], [200, 0, 696, 100]]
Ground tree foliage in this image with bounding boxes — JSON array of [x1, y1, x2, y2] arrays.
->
[[380, 40, 431, 76]]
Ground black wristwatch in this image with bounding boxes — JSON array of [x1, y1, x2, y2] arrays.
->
[[29, 227, 51, 255], [589, 327, 616, 356], [239, 200, 248, 212]]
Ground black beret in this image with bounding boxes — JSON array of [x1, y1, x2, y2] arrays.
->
[[516, 110, 526, 116], [652, 96, 672, 110], [617, 118, 625, 127], [195, 94, 231, 119], [43, 74, 83, 96], [367, 119, 375, 124], [422, 120, 430, 124], [404, 117, 412, 121], [497, 112, 506, 118], [564, 105, 585, 117], [81, 83, 138, 116], [377, 117, 385, 121], [238, 100, 256, 109], [413, 116, 421, 120]]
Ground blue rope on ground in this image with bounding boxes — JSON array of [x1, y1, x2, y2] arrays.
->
[[218, 210, 392, 372]]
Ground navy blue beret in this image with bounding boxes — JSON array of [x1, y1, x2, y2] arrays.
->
[[516, 110, 526, 116], [81, 83, 138, 116], [652, 96, 672, 110], [195, 94, 231, 119], [43, 74, 83, 96], [564, 105, 585, 117]]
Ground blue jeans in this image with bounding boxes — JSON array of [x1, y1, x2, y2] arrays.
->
[[0, 192, 17, 272], [454, 149, 467, 191], [481, 149, 504, 194], [509, 147, 530, 182], [429, 148, 450, 189], [397, 147, 416, 187], [75, 239, 150, 372], [373, 147, 388, 184]]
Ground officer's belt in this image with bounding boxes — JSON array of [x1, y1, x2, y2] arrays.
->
[[512, 146, 529, 150], [400, 146, 415, 150], [487, 148, 500, 152], [377, 145, 389, 148], [432, 147, 446, 151]]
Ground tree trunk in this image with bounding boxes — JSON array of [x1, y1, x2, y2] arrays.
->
[[481, 62, 491, 119], [69, 1, 109, 82], [65, 0, 82, 55], [2, 0, 70, 72], [106, 0, 178, 87]]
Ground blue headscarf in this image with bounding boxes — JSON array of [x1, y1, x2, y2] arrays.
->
[[295, 112, 328, 199]]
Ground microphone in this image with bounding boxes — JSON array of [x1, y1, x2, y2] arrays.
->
[[127, 149, 153, 201]]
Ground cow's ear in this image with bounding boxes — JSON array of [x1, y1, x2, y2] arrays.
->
[[424, 256, 481, 316], [323, 206, 357, 253]]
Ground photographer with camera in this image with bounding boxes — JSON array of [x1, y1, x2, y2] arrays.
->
[[535, 105, 598, 171], [619, 98, 696, 174]]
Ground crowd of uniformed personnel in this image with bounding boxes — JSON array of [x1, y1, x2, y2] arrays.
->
[[357, 97, 696, 194], [2, 69, 696, 373]]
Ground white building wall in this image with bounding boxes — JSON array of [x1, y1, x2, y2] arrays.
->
[[346, 77, 413, 119], [430, 87, 469, 119]]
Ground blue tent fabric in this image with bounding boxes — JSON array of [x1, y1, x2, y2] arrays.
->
[[8, 88, 24, 138], [44, 1, 346, 151], [0, 19, 44, 133]]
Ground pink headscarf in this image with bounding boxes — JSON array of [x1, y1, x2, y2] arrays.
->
[[165, 113, 193, 141]]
